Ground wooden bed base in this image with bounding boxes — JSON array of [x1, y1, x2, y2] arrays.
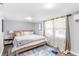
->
[[13, 40, 47, 56]]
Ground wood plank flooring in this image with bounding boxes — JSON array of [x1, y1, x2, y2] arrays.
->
[[2, 45, 13, 56]]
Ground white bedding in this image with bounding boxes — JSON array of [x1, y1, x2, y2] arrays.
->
[[13, 34, 46, 47], [15, 34, 45, 41]]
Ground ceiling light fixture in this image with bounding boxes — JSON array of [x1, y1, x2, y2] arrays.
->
[[44, 3, 56, 9]]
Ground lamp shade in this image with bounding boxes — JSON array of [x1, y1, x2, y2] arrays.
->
[[9, 30, 14, 34]]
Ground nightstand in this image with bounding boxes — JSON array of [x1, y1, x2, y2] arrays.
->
[[4, 38, 13, 46]]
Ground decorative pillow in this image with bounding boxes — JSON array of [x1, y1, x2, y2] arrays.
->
[[21, 32, 24, 36], [14, 31, 33, 36], [23, 32, 33, 35], [23, 32, 28, 35], [15, 32, 21, 36], [28, 32, 33, 35]]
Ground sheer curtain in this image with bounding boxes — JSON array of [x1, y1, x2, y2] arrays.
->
[[44, 16, 70, 52], [44, 20, 55, 46], [54, 17, 67, 52]]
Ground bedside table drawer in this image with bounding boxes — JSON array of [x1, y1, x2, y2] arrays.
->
[[4, 39, 13, 46], [4, 40, 13, 45]]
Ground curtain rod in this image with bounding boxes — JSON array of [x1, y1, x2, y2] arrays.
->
[[43, 14, 72, 22]]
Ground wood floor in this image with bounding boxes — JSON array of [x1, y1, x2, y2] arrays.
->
[[2, 45, 13, 56], [2, 45, 75, 56]]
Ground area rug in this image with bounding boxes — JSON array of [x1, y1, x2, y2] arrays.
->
[[19, 45, 57, 56]]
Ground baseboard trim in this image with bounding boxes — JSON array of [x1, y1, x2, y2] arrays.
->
[[70, 51, 79, 56]]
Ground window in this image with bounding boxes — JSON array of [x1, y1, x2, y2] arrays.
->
[[44, 17, 67, 51], [38, 23, 42, 31], [44, 20, 53, 37], [54, 17, 66, 39]]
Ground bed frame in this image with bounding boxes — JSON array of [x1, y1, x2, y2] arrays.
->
[[12, 30, 47, 55], [13, 39, 47, 56]]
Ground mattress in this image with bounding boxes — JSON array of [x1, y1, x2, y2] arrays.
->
[[13, 34, 46, 47]]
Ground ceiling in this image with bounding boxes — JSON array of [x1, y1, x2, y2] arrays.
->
[[0, 3, 79, 22]]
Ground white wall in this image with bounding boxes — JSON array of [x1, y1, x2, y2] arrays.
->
[[69, 14, 79, 55], [0, 16, 3, 55], [3, 20, 35, 37]]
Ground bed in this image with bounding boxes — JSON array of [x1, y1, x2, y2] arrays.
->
[[12, 30, 47, 55], [13, 34, 46, 47]]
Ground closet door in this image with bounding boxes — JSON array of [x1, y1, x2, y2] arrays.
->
[[54, 17, 67, 51], [44, 20, 54, 46]]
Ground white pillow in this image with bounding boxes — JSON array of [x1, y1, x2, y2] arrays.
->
[[15, 32, 21, 36], [23, 32, 33, 35]]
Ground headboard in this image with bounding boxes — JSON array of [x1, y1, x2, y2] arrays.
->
[[13, 30, 33, 38]]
